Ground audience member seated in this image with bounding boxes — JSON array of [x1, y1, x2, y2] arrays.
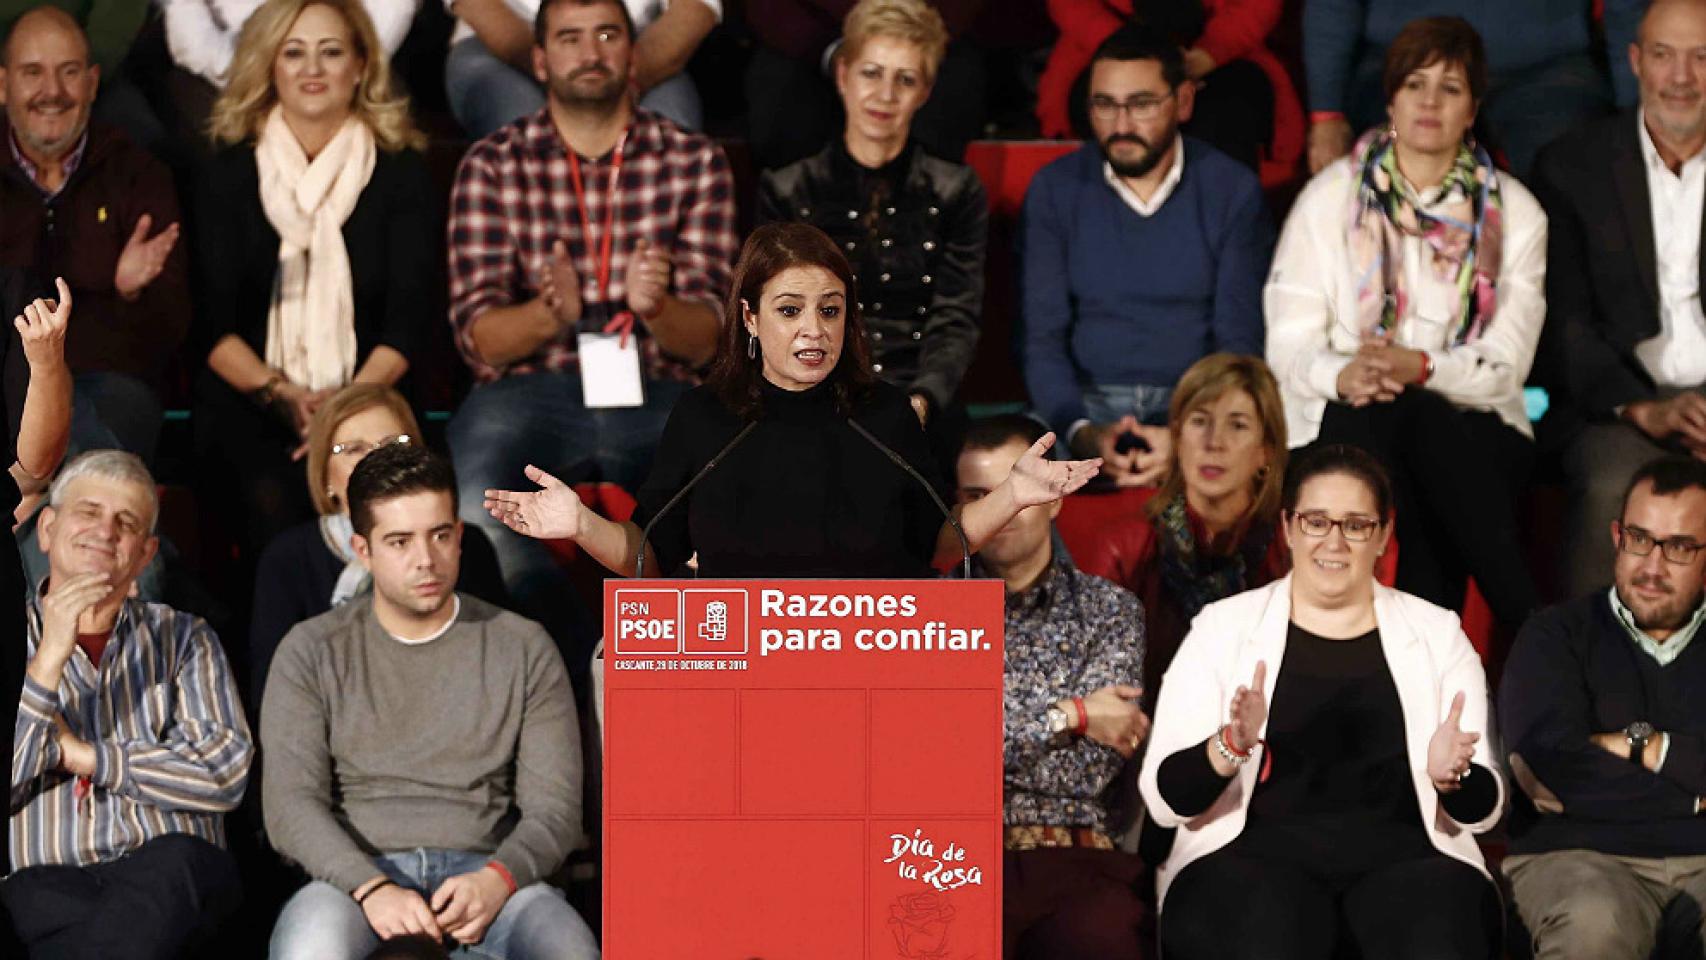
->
[[756, 0, 987, 471], [957, 414, 1151, 960], [1081, 353, 1288, 697], [262, 443, 597, 959], [157, 0, 419, 169], [4, 451, 252, 958], [1499, 457, 1706, 960], [0, 276, 71, 884], [193, 0, 435, 560], [1303, 0, 1642, 178], [0, 0, 169, 150], [1139, 444, 1504, 960], [447, 0, 733, 639], [248, 383, 508, 713], [1022, 23, 1271, 487], [742, 0, 990, 169], [1037, 0, 1282, 173], [1266, 16, 1544, 634], [445, 0, 718, 137], [0, 7, 187, 466], [1533, 0, 1706, 601]]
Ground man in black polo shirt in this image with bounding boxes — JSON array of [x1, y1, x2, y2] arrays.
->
[[1500, 455, 1706, 960]]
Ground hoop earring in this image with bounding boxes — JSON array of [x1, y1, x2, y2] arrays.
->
[[747, 334, 757, 359]]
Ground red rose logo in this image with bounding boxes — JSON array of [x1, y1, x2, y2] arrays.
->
[[888, 891, 955, 959]]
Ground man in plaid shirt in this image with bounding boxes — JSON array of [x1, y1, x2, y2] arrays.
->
[[446, 0, 735, 649]]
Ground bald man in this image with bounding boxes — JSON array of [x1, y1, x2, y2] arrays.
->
[[1532, 0, 1706, 601], [0, 6, 186, 468]]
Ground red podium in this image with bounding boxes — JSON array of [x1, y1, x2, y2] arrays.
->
[[603, 579, 1006, 959]]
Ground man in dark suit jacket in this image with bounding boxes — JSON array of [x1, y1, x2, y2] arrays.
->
[[1531, 0, 1706, 599]]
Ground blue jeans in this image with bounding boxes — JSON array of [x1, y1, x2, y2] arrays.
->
[[269, 848, 599, 960], [445, 36, 703, 139], [1081, 383, 1174, 427], [446, 371, 688, 665]]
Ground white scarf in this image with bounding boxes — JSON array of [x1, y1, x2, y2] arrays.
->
[[256, 107, 375, 390]]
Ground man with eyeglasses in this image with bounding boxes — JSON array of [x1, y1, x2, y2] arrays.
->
[[1021, 21, 1272, 489], [1500, 455, 1706, 960]]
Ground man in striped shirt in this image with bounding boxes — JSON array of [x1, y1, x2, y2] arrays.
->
[[3, 450, 252, 957]]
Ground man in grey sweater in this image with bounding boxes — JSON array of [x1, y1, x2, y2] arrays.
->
[[261, 443, 599, 959]]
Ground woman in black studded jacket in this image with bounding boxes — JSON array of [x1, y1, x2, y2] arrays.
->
[[755, 0, 989, 466]]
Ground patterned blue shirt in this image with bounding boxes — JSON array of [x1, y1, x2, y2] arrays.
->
[[10, 593, 253, 871], [1000, 552, 1145, 831]]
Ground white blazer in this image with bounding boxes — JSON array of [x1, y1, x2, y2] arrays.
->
[[1137, 575, 1505, 908], [1264, 157, 1548, 448]]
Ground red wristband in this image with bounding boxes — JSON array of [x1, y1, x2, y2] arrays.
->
[[1222, 724, 1253, 758], [1310, 110, 1347, 124], [486, 860, 518, 895], [1071, 697, 1088, 736], [1416, 350, 1433, 385]]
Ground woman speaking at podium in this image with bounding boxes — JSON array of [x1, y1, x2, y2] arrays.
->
[[483, 223, 1099, 578]]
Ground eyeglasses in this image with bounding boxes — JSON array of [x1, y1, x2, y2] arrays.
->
[[1291, 511, 1382, 542], [1617, 523, 1703, 565], [1089, 91, 1176, 122], [330, 434, 412, 458]]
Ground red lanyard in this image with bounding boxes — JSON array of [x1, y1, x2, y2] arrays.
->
[[566, 133, 634, 345]]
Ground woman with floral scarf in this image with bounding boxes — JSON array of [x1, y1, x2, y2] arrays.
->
[[1265, 15, 1546, 641]]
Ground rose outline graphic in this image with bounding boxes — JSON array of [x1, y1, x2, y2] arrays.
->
[[888, 891, 955, 959]]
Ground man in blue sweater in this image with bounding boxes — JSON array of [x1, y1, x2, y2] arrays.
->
[[1500, 455, 1706, 960], [1304, 0, 1643, 178], [1021, 23, 1272, 487]]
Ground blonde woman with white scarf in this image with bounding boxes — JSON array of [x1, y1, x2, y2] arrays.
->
[[193, 0, 435, 558]]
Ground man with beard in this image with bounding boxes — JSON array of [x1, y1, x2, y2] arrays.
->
[[0, 7, 185, 466], [959, 415, 1151, 959], [1500, 455, 1706, 960], [445, 0, 734, 661], [1533, 0, 1706, 601], [1020, 22, 1271, 489], [263, 443, 596, 959]]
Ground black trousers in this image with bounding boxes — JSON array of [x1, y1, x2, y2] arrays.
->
[[743, 41, 989, 169], [1, 834, 242, 960], [1315, 390, 1538, 632], [1004, 847, 1153, 960], [1161, 845, 1498, 960]]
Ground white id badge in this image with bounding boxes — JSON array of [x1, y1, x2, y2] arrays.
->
[[577, 331, 646, 408]]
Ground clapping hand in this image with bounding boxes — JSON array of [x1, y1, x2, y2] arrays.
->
[[484, 465, 585, 540], [16, 277, 70, 369], [539, 240, 583, 330], [1227, 660, 1268, 751], [1003, 432, 1101, 508], [1427, 691, 1480, 793], [113, 214, 180, 301], [625, 239, 671, 322]]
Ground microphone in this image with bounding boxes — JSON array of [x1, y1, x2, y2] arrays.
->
[[635, 421, 758, 578], [847, 418, 972, 580]]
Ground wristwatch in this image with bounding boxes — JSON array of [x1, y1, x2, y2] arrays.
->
[[1045, 705, 1072, 743], [1626, 721, 1656, 764]]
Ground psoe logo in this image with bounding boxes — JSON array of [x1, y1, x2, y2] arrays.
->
[[613, 589, 682, 655], [684, 589, 747, 655]]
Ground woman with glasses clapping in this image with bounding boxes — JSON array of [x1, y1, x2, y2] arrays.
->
[[1139, 443, 1504, 960]]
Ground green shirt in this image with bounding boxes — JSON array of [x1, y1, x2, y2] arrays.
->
[[1608, 586, 1706, 667]]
